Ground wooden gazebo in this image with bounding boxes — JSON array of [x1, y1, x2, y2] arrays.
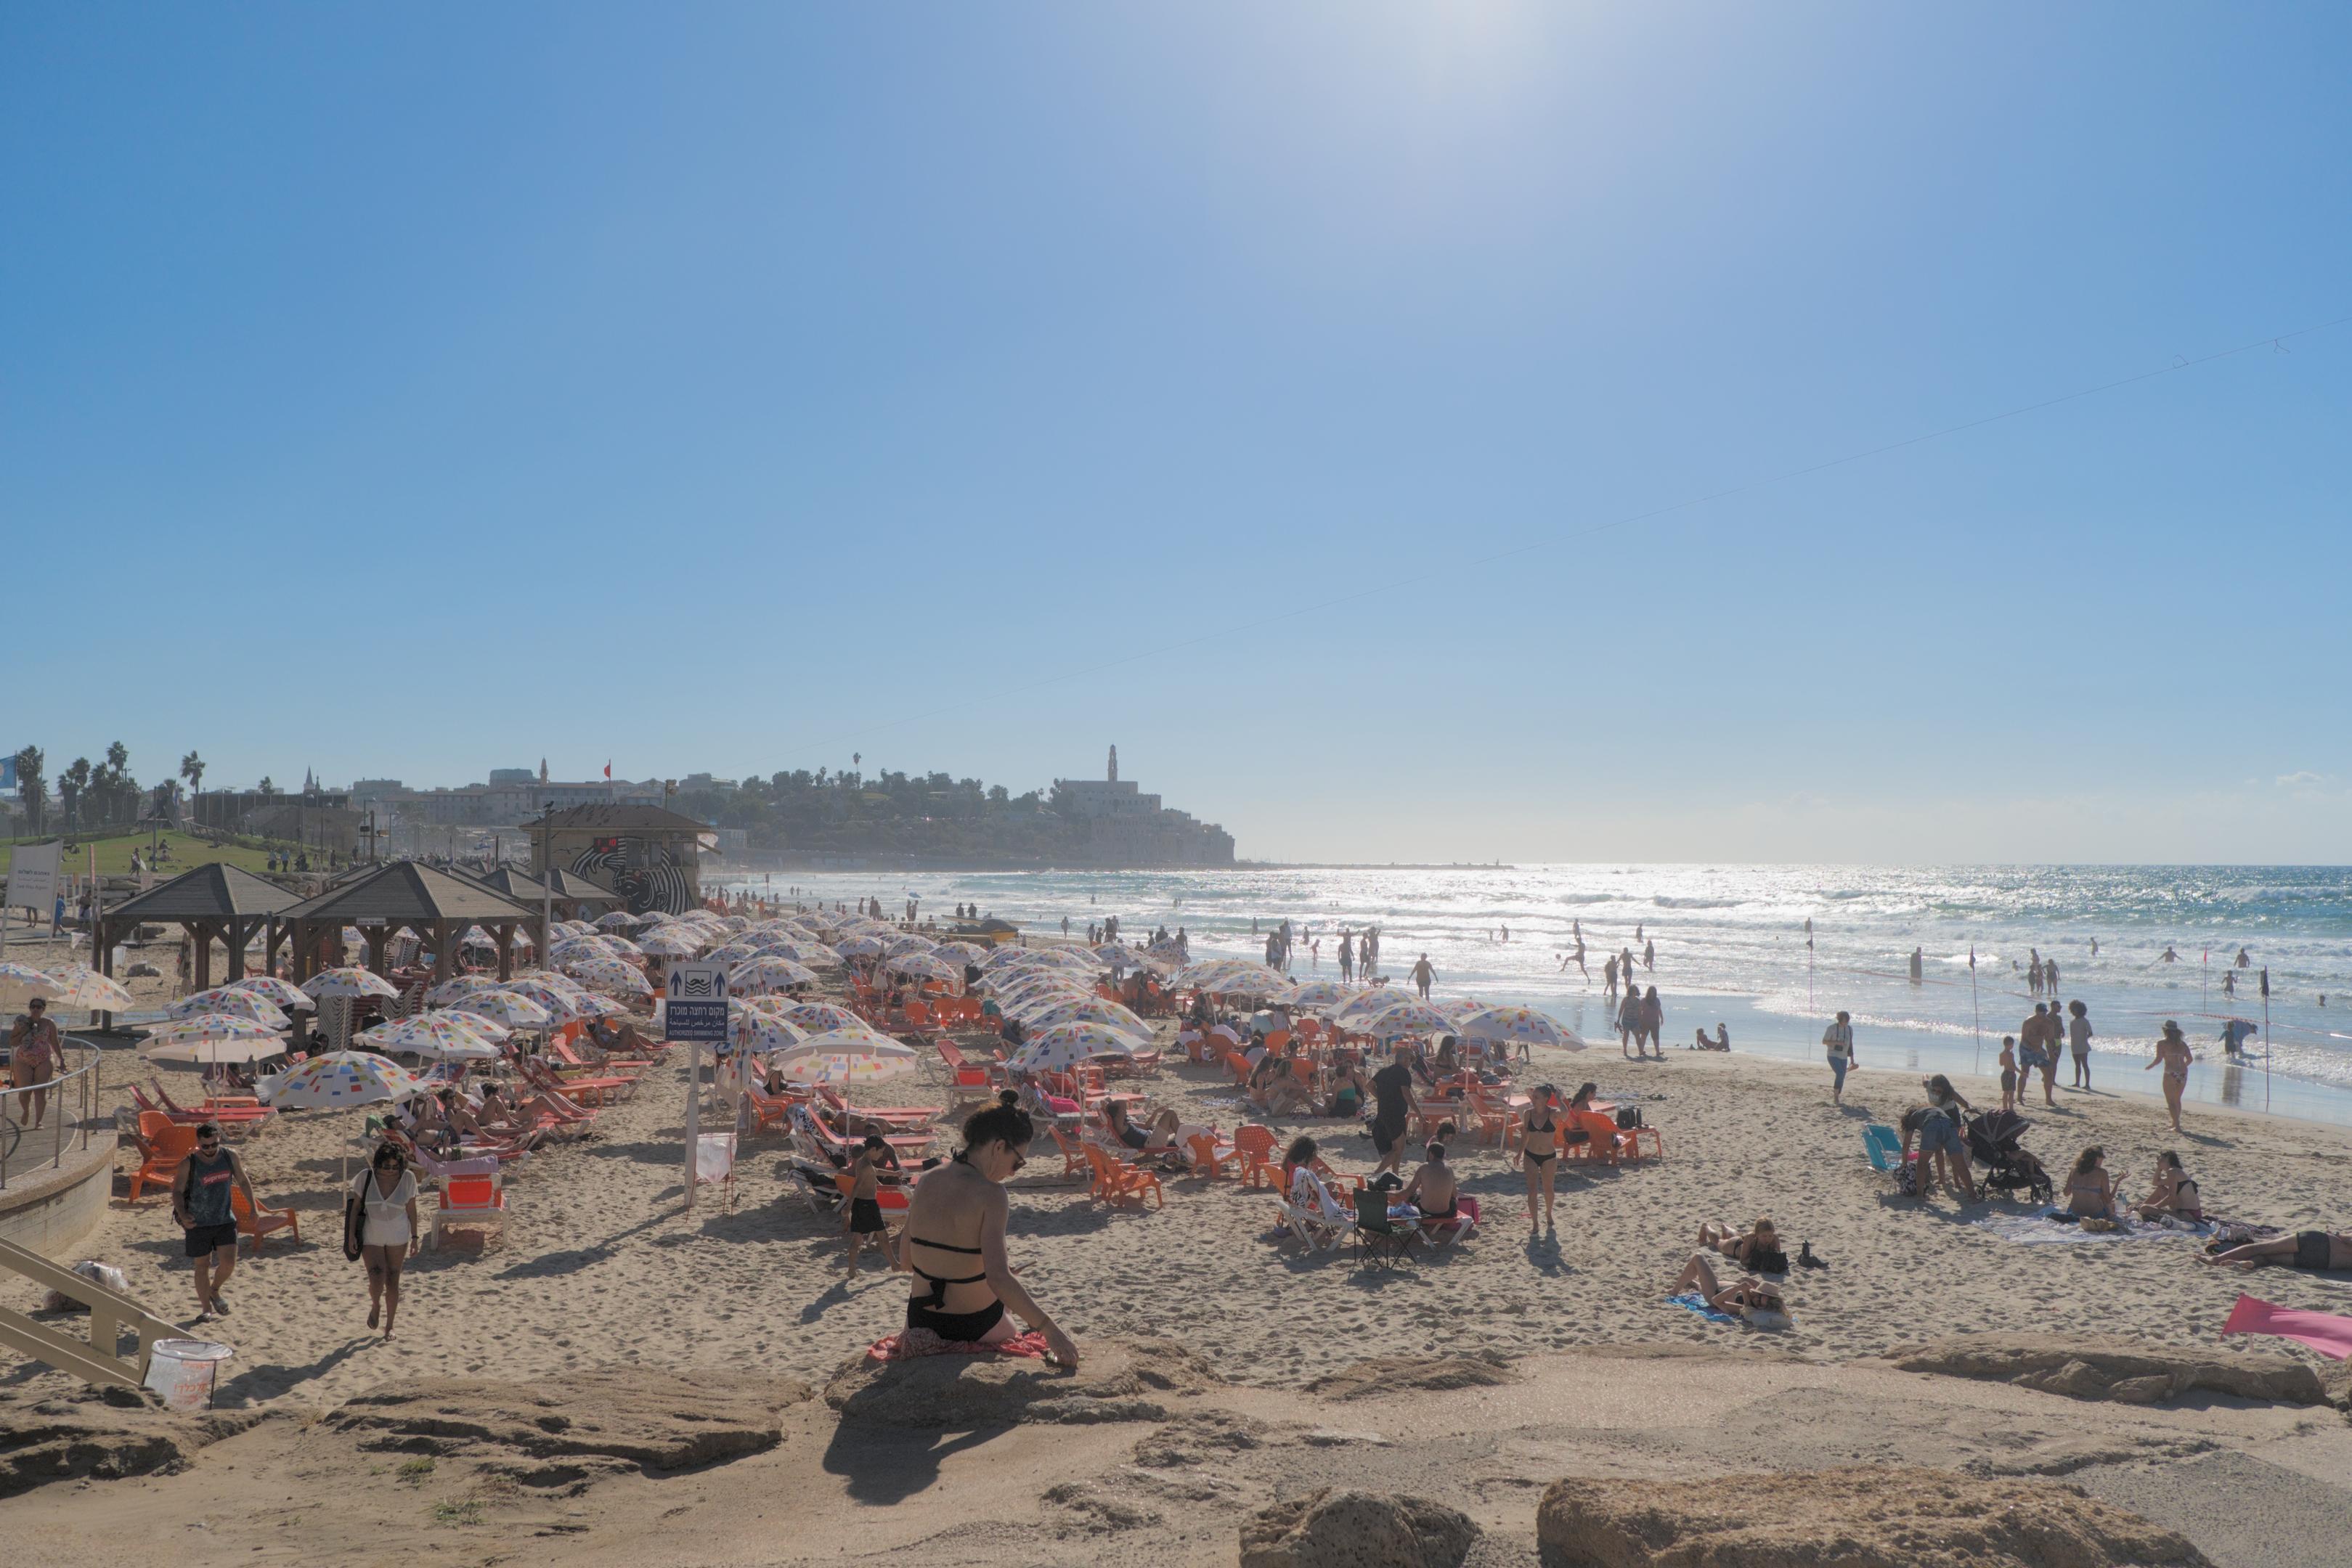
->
[[278, 862, 539, 985], [463, 866, 624, 923], [94, 863, 304, 994]]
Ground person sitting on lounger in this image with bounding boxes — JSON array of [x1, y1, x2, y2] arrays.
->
[[1697, 1216, 1787, 1273], [2136, 1151, 2202, 1222], [900, 1103, 1080, 1364], [2202, 1229, 2352, 1273], [1103, 1100, 1181, 1154], [1399, 1128, 1461, 1225], [1672, 1252, 1789, 1321], [1322, 1061, 1370, 1121], [2064, 1146, 2120, 1222]]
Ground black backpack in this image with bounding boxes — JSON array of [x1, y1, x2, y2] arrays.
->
[[1614, 1106, 1644, 1130]]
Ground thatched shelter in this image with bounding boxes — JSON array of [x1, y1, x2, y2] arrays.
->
[[279, 862, 537, 984], [94, 863, 304, 993]]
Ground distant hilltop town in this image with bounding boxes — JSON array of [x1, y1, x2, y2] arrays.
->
[[157, 748, 1234, 870]]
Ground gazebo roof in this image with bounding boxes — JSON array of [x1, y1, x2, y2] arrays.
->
[[464, 866, 624, 908], [103, 863, 303, 924], [280, 862, 534, 926]]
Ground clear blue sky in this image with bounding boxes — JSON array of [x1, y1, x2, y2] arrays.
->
[[6, 5, 2348, 863]]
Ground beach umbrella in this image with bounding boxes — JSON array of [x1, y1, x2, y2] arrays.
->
[[439, 1010, 518, 1045], [1331, 988, 1414, 1029], [141, 1033, 286, 1065], [1179, 960, 1288, 995], [561, 955, 655, 999], [776, 1000, 865, 1034], [1012, 1021, 1145, 1073], [593, 910, 638, 931], [637, 930, 703, 958], [1277, 980, 1362, 1011], [457, 925, 501, 950], [834, 935, 886, 959], [359, 1013, 504, 1061], [140, 1013, 285, 1053], [0, 963, 65, 1006], [40, 965, 136, 1011], [166, 988, 293, 1032], [1456, 1005, 1583, 1051], [1359, 998, 1455, 1038], [706, 942, 762, 965], [424, 973, 502, 1007], [729, 956, 821, 994], [266, 1050, 430, 1107], [720, 915, 752, 933], [1020, 998, 1152, 1037], [931, 942, 988, 967], [762, 1031, 919, 1085], [1428, 997, 1490, 1026], [452, 989, 554, 1030], [884, 952, 959, 984], [883, 934, 937, 957], [227, 976, 317, 1013], [734, 1017, 813, 1055], [303, 966, 402, 1002], [492, 977, 598, 1024]]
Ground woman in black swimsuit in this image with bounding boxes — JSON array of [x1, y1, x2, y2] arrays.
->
[[1520, 1085, 1565, 1236], [900, 1104, 1080, 1365]]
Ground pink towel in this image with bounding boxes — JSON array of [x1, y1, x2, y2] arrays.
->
[[2221, 1293, 2352, 1360], [866, 1328, 1050, 1363]]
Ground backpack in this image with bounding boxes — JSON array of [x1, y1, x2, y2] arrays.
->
[[1614, 1106, 1644, 1130]]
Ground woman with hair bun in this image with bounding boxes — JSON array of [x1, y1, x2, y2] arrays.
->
[[899, 1103, 1080, 1365]]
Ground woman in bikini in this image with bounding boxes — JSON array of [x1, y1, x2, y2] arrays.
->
[[2203, 1228, 2352, 1273], [1697, 1216, 1786, 1273], [899, 1103, 1080, 1364], [2064, 1146, 2120, 1223], [1520, 1086, 1566, 1234], [1672, 1252, 1789, 1320], [2146, 1021, 2194, 1133], [2135, 1151, 2202, 1222]]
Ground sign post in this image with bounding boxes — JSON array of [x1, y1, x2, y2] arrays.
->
[[6, 839, 62, 931], [664, 959, 730, 1211]]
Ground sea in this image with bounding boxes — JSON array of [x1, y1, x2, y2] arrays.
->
[[707, 865, 2352, 1129]]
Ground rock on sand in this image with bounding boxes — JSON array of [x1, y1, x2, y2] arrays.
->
[[1887, 1336, 2328, 1407], [1536, 1468, 2212, 1568], [322, 1367, 809, 1470], [1241, 1487, 1481, 1568]]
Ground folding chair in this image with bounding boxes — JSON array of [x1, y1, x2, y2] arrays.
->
[[1353, 1186, 1413, 1270]]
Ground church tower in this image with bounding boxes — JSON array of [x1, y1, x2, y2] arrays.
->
[[1107, 745, 1118, 783]]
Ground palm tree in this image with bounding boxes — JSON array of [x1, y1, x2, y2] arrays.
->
[[181, 751, 205, 796], [11, 746, 44, 833]]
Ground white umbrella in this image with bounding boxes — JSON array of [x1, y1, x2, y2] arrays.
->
[[358, 1014, 505, 1061], [1012, 1021, 1144, 1074], [140, 1013, 286, 1057], [1456, 1006, 1583, 1051], [1277, 980, 1362, 1011], [166, 987, 293, 1032], [142, 1034, 288, 1065], [729, 956, 821, 994], [423, 973, 500, 1006], [453, 990, 555, 1030], [40, 965, 136, 1011], [884, 953, 959, 985], [764, 1032, 919, 1085], [303, 966, 403, 1002], [637, 930, 704, 958], [1359, 998, 1455, 1038], [266, 1050, 431, 1108], [227, 976, 316, 1013]]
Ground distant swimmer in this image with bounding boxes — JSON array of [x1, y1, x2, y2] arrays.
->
[[1410, 953, 1436, 1000], [1501, 924, 1510, 943], [1568, 938, 1587, 976], [1643, 939, 1655, 971], [1635, 923, 1644, 943], [2160, 947, 2179, 964], [1908, 947, 1923, 984], [2235, 947, 2252, 968], [2090, 937, 2099, 957], [2222, 971, 2235, 997]]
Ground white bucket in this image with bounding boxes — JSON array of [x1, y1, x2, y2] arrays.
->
[[144, 1339, 235, 1411]]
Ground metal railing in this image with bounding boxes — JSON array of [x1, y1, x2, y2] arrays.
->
[[0, 1035, 102, 1192]]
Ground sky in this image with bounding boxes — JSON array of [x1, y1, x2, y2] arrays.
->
[[4, 4, 2349, 864]]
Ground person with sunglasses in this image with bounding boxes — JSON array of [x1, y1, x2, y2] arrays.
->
[[898, 1103, 1078, 1366], [349, 1141, 423, 1338], [7, 995, 62, 1131], [170, 1122, 261, 1322]]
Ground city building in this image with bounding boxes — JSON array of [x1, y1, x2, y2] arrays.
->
[[1051, 747, 1234, 867]]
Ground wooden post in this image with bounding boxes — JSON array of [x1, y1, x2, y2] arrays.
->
[[193, 918, 214, 992]]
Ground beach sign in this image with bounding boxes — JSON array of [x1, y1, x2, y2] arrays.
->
[[664, 961, 729, 1043]]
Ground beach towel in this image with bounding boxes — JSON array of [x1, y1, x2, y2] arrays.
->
[[866, 1328, 1051, 1363], [1969, 1210, 2196, 1247], [1668, 1291, 1741, 1326], [2221, 1294, 2352, 1360]]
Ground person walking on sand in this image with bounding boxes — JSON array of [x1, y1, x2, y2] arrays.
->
[[2067, 1000, 2093, 1090], [1640, 986, 1664, 1058], [7, 996, 62, 1131], [1338, 931, 1354, 982], [1998, 1036, 2019, 1112], [1617, 987, 1643, 1058], [1519, 1085, 1566, 1234], [347, 1141, 421, 1337], [172, 1122, 261, 1323], [1410, 953, 1435, 1000], [2147, 1021, 2194, 1133], [1822, 1011, 1855, 1105], [2017, 1004, 2056, 1107], [1643, 938, 1655, 972], [1370, 1044, 1418, 1179], [1601, 954, 1618, 1004], [842, 1135, 898, 1276]]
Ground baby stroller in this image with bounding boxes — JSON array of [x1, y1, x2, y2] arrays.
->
[[1964, 1109, 2052, 1204]]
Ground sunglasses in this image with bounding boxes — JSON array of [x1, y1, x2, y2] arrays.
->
[[1006, 1149, 1028, 1173], [197, 1135, 221, 1145]]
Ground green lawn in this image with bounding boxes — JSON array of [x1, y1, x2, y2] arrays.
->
[[1, 829, 285, 877]]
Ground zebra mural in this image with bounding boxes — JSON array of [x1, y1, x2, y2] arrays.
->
[[571, 836, 694, 915]]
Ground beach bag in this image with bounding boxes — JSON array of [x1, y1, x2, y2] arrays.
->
[[342, 1178, 368, 1262], [1614, 1106, 1645, 1130]]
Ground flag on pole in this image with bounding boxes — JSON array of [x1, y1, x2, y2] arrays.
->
[[603, 761, 612, 780], [1804, 918, 1814, 951], [1969, 946, 1975, 969]]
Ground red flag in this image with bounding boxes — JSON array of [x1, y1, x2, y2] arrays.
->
[[603, 761, 612, 779]]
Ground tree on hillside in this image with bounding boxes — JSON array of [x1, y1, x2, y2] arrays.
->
[[256, 775, 275, 795], [11, 746, 44, 833], [181, 751, 206, 796]]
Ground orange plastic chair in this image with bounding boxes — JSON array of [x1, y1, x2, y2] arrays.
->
[[229, 1184, 301, 1251], [1048, 1125, 1091, 1180], [1083, 1144, 1165, 1209], [1186, 1132, 1238, 1180], [1234, 1124, 1280, 1189], [429, 1172, 508, 1251], [127, 1113, 198, 1203]]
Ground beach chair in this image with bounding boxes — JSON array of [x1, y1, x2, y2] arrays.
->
[[229, 1184, 301, 1251], [1234, 1124, 1280, 1190], [1418, 1195, 1479, 1251], [1279, 1167, 1356, 1252], [1185, 1132, 1239, 1180], [1047, 1125, 1091, 1180], [1462, 1089, 1510, 1147], [428, 1172, 508, 1251], [744, 1081, 797, 1135], [1863, 1123, 1905, 1180], [126, 1114, 198, 1203], [1352, 1186, 1412, 1270], [553, 1038, 646, 1078], [1082, 1144, 1165, 1209]]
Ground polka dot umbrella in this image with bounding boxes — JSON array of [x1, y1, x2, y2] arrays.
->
[[266, 1050, 431, 1108]]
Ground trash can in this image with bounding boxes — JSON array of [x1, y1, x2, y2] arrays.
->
[[144, 1339, 235, 1410]]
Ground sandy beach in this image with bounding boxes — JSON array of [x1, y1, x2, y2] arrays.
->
[[8, 963, 2351, 1564]]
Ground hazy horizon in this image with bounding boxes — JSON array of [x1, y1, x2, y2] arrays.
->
[[7, 6, 2347, 865]]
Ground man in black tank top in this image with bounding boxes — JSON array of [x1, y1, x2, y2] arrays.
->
[[171, 1122, 261, 1321]]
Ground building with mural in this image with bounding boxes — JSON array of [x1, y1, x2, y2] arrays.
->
[[527, 802, 715, 915]]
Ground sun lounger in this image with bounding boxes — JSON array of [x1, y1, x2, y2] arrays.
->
[[229, 1185, 300, 1251], [125, 1113, 198, 1203], [1082, 1143, 1165, 1209], [426, 1172, 508, 1251], [1279, 1167, 1356, 1251]]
